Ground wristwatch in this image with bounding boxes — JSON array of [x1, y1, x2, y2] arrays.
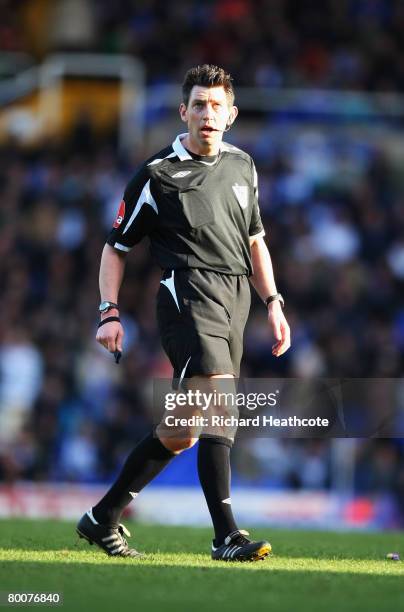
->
[[99, 301, 119, 314], [265, 293, 284, 308]]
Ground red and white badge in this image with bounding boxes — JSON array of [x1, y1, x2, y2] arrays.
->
[[113, 199, 126, 228]]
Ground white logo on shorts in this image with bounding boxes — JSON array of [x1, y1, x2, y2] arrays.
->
[[232, 184, 248, 209], [172, 171, 192, 178]]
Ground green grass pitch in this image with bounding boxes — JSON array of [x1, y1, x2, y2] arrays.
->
[[0, 519, 403, 612]]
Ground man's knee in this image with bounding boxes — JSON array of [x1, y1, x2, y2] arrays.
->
[[157, 433, 198, 454]]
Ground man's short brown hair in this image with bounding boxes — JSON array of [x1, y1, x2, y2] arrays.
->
[[182, 64, 235, 107]]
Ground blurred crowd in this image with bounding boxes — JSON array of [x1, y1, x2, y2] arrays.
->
[[2, 0, 404, 91], [0, 0, 403, 524]]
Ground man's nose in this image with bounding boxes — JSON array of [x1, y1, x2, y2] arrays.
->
[[202, 104, 215, 119]]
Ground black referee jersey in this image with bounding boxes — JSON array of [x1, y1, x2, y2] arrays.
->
[[107, 133, 265, 276]]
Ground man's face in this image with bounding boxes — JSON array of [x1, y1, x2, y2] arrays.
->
[[179, 85, 238, 154]]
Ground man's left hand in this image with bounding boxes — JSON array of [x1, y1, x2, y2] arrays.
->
[[268, 301, 291, 357]]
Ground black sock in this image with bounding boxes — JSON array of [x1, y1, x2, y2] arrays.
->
[[92, 431, 175, 526], [197, 436, 238, 546]]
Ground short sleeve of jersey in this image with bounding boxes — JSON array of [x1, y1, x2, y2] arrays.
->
[[249, 160, 265, 239], [106, 165, 158, 252]]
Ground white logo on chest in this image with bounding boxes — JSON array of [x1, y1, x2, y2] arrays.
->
[[232, 183, 248, 209], [172, 171, 192, 178]]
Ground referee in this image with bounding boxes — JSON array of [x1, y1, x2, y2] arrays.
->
[[77, 65, 291, 561]]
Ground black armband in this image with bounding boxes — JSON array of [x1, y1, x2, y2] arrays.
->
[[98, 316, 121, 328]]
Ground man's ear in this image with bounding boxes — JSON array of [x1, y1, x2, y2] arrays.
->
[[228, 105, 239, 126], [179, 102, 188, 124]]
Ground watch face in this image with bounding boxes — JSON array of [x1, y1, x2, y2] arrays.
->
[[99, 301, 110, 312]]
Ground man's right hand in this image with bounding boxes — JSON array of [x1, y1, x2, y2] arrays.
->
[[96, 309, 124, 353]]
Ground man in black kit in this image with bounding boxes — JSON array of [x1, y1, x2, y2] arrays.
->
[[77, 65, 291, 561]]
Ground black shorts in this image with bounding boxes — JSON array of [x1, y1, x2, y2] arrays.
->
[[156, 268, 251, 388]]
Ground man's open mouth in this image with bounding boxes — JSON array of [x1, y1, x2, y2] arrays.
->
[[200, 126, 217, 134]]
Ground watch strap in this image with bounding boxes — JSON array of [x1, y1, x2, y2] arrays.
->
[[265, 293, 284, 308]]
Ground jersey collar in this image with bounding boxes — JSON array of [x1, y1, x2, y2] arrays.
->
[[172, 133, 228, 161]]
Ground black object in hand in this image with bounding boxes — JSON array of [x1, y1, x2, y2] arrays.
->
[[114, 350, 122, 364]]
